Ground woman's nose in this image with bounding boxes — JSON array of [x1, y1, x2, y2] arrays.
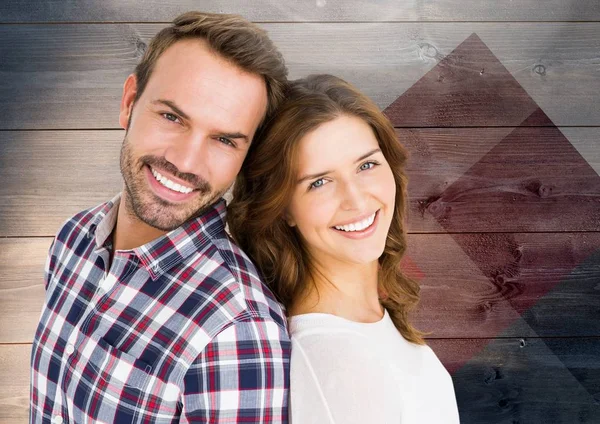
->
[[339, 181, 367, 211]]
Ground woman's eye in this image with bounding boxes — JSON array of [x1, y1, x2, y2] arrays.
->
[[359, 161, 378, 171], [309, 178, 326, 190], [162, 113, 180, 123]]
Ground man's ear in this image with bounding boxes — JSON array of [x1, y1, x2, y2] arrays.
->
[[119, 74, 138, 130]]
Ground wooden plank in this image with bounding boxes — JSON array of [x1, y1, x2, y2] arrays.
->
[[0, 344, 31, 423], [561, 127, 600, 177], [0, 131, 122, 237], [2, 233, 598, 343], [1, 23, 600, 129], [429, 337, 600, 423], [3, 338, 599, 423], [407, 233, 600, 339], [2, 128, 598, 237], [0, 238, 51, 344], [402, 126, 600, 233], [1, 0, 600, 22]]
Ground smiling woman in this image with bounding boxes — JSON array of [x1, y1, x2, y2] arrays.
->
[[227, 74, 460, 423]]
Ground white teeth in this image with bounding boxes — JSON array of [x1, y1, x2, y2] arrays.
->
[[151, 168, 194, 194], [334, 212, 377, 232]]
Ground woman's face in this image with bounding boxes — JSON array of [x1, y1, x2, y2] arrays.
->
[[286, 114, 397, 269]]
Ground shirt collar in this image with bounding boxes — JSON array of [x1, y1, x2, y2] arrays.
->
[[90, 193, 227, 280]]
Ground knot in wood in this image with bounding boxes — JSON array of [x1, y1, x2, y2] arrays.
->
[[538, 184, 553, 198], [533, 64, 546, 76], [483, 367, 501, 384], [135, 39, 147, 57], [419, 43, 438, 60]]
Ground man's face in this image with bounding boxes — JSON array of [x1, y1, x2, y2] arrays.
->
[[118, 39, 268, 231]]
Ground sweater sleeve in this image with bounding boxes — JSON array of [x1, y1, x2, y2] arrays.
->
[[289, 333, 389, 424]]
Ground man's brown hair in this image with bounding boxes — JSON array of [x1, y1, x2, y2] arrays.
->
[[134, 11, 288, 130]]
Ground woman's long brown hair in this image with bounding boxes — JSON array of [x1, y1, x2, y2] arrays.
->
[[228, 74, 426, 344]]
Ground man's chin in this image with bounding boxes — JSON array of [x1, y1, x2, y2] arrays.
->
[[130, 192, 221, 232]]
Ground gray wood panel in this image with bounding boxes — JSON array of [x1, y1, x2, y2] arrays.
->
[[0, 345, 31, 424], [3, 233, 597, 343], [1, 128, 597, 237], [1, 23, 600, 129], [0, 238, 50, 344], [1, 0, 599, 22], [0, 131, 122, 237]]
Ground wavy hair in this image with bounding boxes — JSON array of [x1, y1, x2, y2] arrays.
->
[[228, 74, 426, 344]]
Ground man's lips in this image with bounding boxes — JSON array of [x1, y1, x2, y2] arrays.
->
[[145, 165, 198, 202]]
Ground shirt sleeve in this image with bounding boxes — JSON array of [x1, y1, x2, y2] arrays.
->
[[181, 317, 291, 423]]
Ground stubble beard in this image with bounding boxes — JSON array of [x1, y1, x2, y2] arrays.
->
[[119, 134, 224, 232]]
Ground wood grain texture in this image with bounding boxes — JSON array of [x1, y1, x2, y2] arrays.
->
[[403, 125, 600, 233], [428, 337, 600, 423], [0, 238, 51, 343], [408, 233, 600, 339], [3, 338, 599, 424], [0, 131, 122, 237], [2, 233, 597, 344], [1, 0, 600, 22], [1, 23, 600, 129], [0, 344, 31, 424], [1, 128, 597, 237]]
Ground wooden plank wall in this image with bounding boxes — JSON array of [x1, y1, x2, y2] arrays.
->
[[1, 1, 599, 422]]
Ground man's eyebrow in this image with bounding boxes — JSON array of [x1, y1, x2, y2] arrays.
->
[[151, 99, 190, 120], [297, 148, 382, 184], [151, 99, 249, 142]]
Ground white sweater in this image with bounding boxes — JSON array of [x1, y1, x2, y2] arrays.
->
[[288, 309, 460, 424]]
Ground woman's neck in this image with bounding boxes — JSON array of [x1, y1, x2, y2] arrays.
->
[[289, 260, 384, 323]]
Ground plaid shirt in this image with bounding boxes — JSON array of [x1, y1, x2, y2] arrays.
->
[[30, 194, 290, 424]]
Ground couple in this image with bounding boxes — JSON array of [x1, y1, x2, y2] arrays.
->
[[29, 11, 459, 424]]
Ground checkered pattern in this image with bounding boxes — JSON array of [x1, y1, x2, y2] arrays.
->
[[30, 194, 291, 423]]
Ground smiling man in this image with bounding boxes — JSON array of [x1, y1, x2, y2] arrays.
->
[[30, 12, 290, 424]]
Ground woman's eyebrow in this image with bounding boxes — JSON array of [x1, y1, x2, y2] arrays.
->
[[297, 148, 382, 184], [355, 148, 381, 163]]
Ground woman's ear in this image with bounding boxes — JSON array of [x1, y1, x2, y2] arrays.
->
[[283, 212, 296, 227]]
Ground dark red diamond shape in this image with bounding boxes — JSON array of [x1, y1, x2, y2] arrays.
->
[[384, 33, 544, 127]]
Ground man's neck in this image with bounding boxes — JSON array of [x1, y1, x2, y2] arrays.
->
[[113, 195, 167, 252]]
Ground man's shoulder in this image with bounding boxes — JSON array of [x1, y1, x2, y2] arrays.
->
[[201, 232, 287, 329], [54, 200, 111, 245]]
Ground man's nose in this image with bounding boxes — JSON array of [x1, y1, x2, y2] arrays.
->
[[163, 132, 207, 175]]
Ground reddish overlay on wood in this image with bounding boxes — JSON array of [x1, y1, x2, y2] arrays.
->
[[390, 33, 600, 397], [384, 33, 547, 128]]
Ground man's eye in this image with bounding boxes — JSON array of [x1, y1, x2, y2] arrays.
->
[[217, 137, 235, 147], [162, 113, 180, 123]]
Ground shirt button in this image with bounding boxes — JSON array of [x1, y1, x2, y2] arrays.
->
[[65, 344, 75, 356], [52, 415, 64, 424]]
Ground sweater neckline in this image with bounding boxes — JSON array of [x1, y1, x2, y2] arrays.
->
[[288, 308, 389, 328]]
